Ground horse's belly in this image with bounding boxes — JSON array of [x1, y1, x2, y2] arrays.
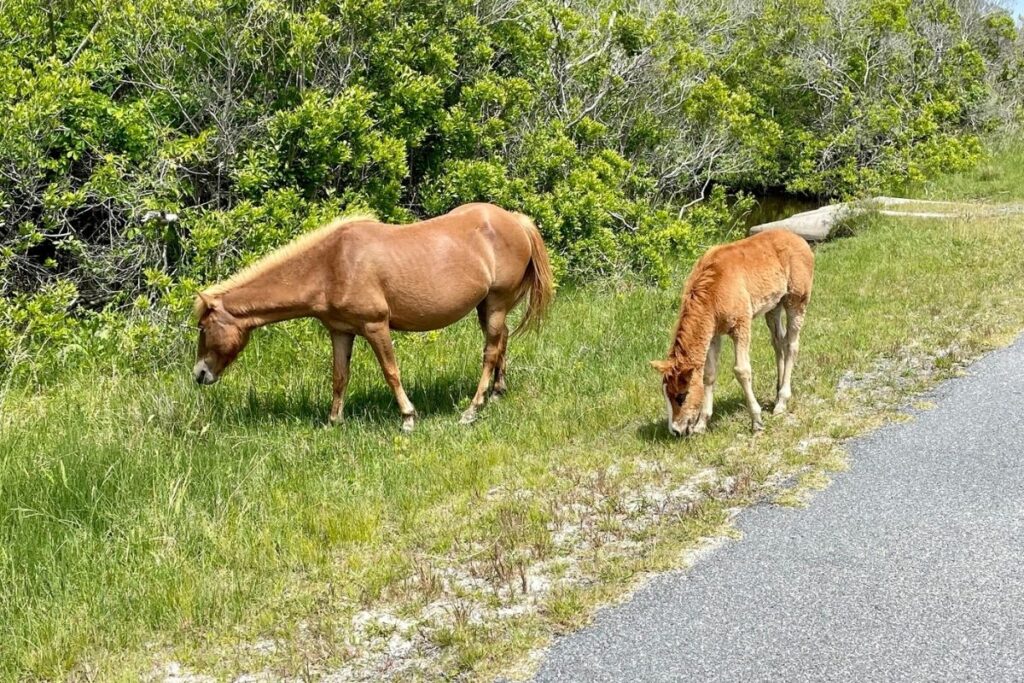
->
[[386, 282, 489, 331], [352, 221, 510, 331], [389, 302, 480, 331], [752, 294, 784, 317], [750, 274, 789, 317]]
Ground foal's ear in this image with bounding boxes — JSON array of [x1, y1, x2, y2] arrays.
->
[[650, 360, 673, 375]]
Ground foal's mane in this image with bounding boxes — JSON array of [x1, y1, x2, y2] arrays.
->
[[667, 255, 720, 366], [193, 213, 375, 319]]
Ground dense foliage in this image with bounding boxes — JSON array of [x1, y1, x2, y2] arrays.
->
[[1, 0, 1022, 368]]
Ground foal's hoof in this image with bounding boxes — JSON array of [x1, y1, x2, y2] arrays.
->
[[401, 416, 416, 433], [752, 417, 765, 433], [770, 397, 786, 419], [459, 409, 478, 425]]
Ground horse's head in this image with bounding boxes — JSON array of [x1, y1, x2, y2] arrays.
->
[[192, 293, 250, 385], [651, 358, 704, 436]]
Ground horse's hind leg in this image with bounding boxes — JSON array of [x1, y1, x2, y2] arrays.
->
[[766, 305, 786, 412], [491, 323, 509, 398], [461, 301, 508, 424], [775, 299, 807, 416], [475, 303, 509, 398], [363, 321, 417, 432]]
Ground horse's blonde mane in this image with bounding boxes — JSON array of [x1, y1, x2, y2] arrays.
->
[[193, 213, 375, 319]]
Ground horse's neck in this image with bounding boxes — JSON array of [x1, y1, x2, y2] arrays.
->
[[672, 301, 716, 365], [221, 261, 323, 328]]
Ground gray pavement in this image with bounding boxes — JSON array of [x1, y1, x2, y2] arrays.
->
[[533, 336, 1024, 682]]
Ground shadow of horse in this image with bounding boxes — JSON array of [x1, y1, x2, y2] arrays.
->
[[634, 395, 748, 441], [220, 369, 476, 428]]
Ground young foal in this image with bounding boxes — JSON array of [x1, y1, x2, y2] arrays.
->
[[192, 203, 554, 431], [652, 229, 814, 435]]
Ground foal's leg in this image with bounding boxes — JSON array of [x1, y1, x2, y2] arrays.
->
[[460, 303, 508, 425], [362, 321, 417, 432], [329, 331, 355, 425], [731, 321, 763, 432], [775, 302, 807, 415], [693, 334, 722, 434], [766, 305, 786, 412]]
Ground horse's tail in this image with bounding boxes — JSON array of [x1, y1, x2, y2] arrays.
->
[[511, 212, 555, 336]]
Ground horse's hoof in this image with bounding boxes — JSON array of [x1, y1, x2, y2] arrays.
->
[[459, 410, 477, 425], [772, 403, 787, 416], [401, 417, 416, 433], [327, 416, 344, 428], [752, 417, 764, 433]]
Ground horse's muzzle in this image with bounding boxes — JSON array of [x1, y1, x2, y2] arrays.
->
[[669, 414, 699, 437], [193, 361, 217, 385]]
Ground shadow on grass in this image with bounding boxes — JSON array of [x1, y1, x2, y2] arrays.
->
[[634, 395, 748, 441], [213, 369, 477, 428]]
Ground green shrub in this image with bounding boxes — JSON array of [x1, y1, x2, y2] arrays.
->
[[0, 0, 1021, 374]]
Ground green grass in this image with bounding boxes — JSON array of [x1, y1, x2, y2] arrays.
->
[[4, 173, 1024, 678], [910, 137, 1024, 202]]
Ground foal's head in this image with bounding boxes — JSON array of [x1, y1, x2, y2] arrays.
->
[[192, 294, 250, 385], [651, 358, 704, 436]]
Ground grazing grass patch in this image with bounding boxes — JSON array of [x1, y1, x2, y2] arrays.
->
[[3, 207, 1024, 679]]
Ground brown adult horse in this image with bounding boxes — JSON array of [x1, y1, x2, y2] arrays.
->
[[192, 203, 554, 431], [652, 229, 814, 435]]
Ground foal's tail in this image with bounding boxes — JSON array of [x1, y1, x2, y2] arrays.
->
[[512, 212, 555, 336]]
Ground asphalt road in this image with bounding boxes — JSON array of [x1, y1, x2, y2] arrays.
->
[[532, 336, 1024, 682]]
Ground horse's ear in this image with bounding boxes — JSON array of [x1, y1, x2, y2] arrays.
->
[[650, 360, 673, 375], [199, 292, 219, 311]]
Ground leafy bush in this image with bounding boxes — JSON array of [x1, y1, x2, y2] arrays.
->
[[1, 0, 1021, 372]]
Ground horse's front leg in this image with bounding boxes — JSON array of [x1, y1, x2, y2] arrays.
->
[[461, 305, 507, 425], [693, 335, 722, 434], [363, 321, 417, 432], [731, 322, 763, 432], [328, 331, 355, 426]]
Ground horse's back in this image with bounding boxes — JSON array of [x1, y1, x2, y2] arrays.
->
[[704, 230, 812, 280], [756, 229, 814, 300], [689, 229, 813, 320], [387, 203, 531, 286], [330, 204, 534, 331], [746, 229, 813, 308]]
